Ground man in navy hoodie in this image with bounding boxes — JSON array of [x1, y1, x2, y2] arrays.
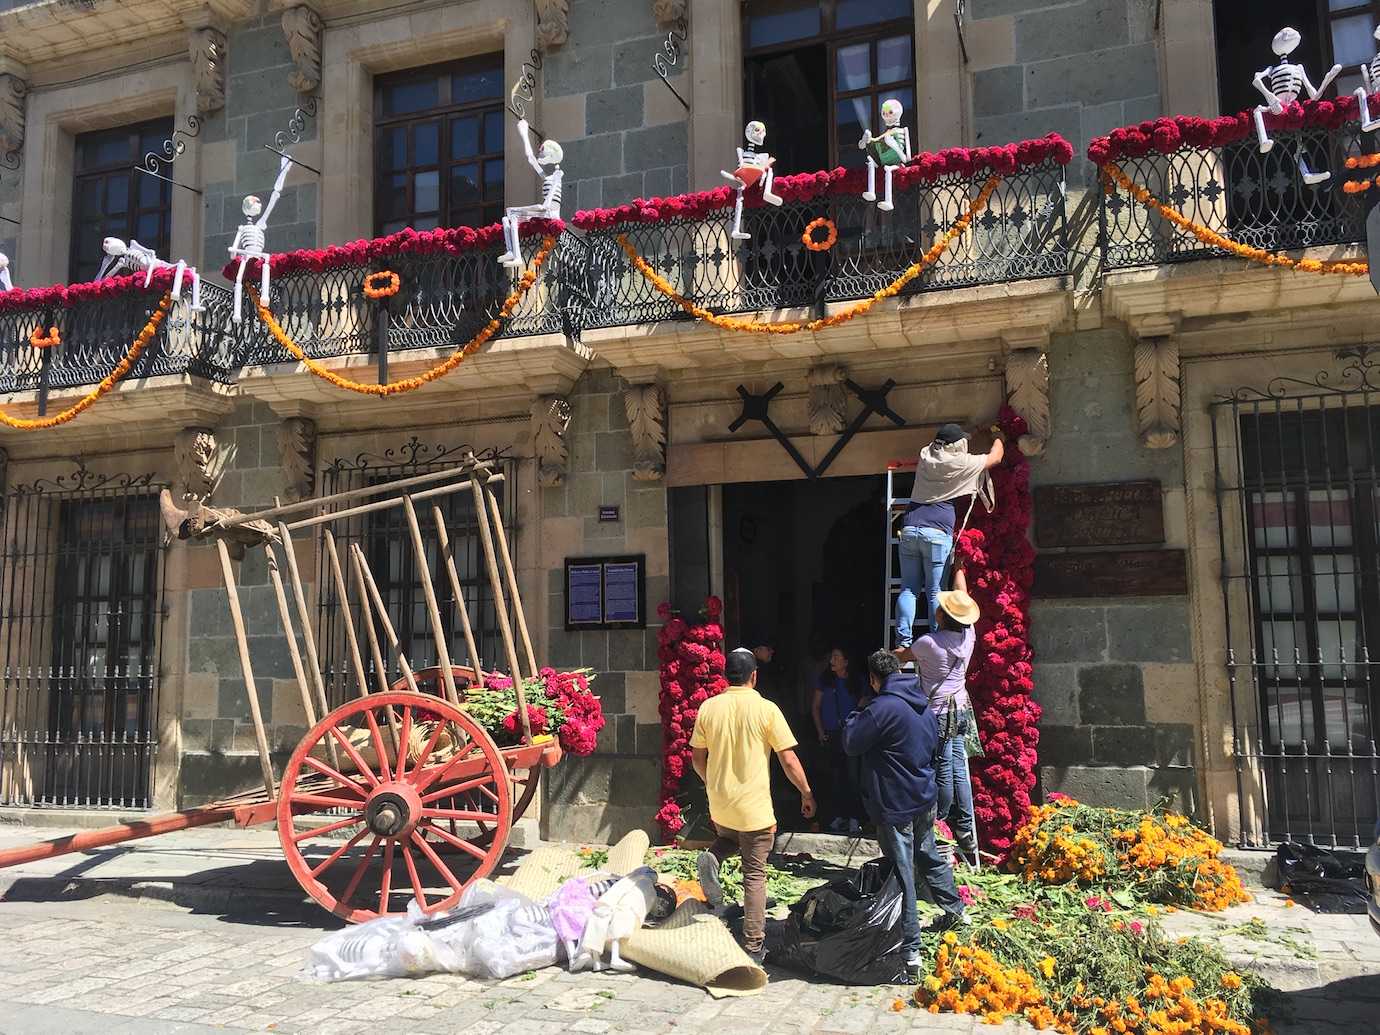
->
[[842, 649, 964, 966]]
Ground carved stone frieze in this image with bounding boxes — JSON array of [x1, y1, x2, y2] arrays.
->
[[174, 426, 218, 502], [531, 395, 572, 487], [280, 5, 323, 95], [0, 73, 26, 163], [806, 364, 848, 436], [189, 26, 228, 114], [276, 416, 317, 501], [1134, 336, 1181, 449], [535, 0, 569, 50], [1005, 348, 1049, 457], [623, 382, 667, 481]]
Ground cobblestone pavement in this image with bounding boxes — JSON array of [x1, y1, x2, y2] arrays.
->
[[0, 877, 1375, 1034]]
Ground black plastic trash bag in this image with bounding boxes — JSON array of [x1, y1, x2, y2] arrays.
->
[[1275, 843, 1369, 913], [765, 857, 911, 985]]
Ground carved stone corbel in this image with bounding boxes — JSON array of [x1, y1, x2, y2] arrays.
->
[[806, 364, 848, 436], [0, 69, 27, 166], [276, 416, 317, 501], [652, 0, 687, 24], [531, 395, 572, 487], [1134, 336, 1181, 449], [280, 5, 323, 95], [624, 382, 667, 481], [189, 26, 228, 113], [174, 427, 218, 503], [1005, 348, 1049, 457], [535, 0, 570, 50]]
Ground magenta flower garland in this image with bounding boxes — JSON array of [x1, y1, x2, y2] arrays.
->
[[0, 268, 177, 315]]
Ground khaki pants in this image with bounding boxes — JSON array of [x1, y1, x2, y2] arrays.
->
[[709, 823, 775, 951]]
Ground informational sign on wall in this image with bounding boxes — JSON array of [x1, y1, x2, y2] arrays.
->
[[1033, 480, 1164, 548], [564, 554, 646, 630]]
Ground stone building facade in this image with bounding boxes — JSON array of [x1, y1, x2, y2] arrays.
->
[[0, 0, 1374, 856]]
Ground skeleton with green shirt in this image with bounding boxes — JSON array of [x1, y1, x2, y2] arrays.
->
[[858, 98, 911, 212]]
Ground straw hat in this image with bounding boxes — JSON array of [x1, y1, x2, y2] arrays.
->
[[937, 589, 980, 626]]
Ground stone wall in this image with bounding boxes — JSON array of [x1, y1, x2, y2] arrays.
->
[[537, 363, 669, 842], [1028, 327, 1198, 814]]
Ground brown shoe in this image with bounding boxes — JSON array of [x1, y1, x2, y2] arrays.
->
[[892, 645, 914, 663]]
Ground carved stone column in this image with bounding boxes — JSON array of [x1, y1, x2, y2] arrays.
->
[[1134, 337, 1181, 450], [535, 0, 570, 50], [0, 57, 27, 167], [280, 5, 323, 95], [531, 395, 572, 487], [188, 26, 228, 113], [174, 427, 218, 502], [276, 416, 317, 501], [806, 364, 848, 436], [1005, 348, 1050, 457], [624, 382, 667, 481]]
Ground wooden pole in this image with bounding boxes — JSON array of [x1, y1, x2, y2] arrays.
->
[[264, 544, 317, 728], [324, 529, 370, 700], [468, 476, 530, 741], [350, 543, 421, 695], [484, 484, 537, 680], [282, 473, 502, 533], [432, 504, 485, 691], [400, 495, 458, 704], [348, 542, 400, 736], [216, 539, 276, 799], [278, 522, 332, 724]]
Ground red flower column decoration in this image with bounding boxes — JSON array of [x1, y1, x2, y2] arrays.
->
[[955, 406, 1040, 858], [654, 596, 728, 840]]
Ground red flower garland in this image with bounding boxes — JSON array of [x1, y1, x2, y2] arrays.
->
[[0, 268, 177, 315], [1087, 94, 1379, 166], [654, 596, 728, 839], [219, 217, 566, 281], [955, 405, 1040, 859], [573, 134, 1074, 231]]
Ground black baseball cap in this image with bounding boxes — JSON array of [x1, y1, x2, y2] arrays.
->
[[934, 423, 967, 445], [726, 647, 757, 684]]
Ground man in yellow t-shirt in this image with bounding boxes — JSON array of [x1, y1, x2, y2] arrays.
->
[[690, 647, 816, 962]]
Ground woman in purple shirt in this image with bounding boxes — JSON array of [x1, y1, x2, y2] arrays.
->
[[910, 568, 980, 866]]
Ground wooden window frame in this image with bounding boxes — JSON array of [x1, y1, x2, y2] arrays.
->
[[68, 118, 173, 284]]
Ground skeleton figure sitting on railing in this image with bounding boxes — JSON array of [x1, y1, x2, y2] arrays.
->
[[228, 154, 293, 322], [96, 237, 204, 311], [721, 120, 783, 241], [859, 98, 912, 212], [1353, 25, 1380, 133], [0, 250, 11, 292], [1252, 26, 1341, 186], [498, 118, 563, 270]]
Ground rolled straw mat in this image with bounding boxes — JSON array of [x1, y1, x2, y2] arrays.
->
[[622, 899, 767, 998], [498, 829, 650, 900]]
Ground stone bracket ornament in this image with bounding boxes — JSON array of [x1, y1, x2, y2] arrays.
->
[[276, 416, 317, 501], [531, 395, 572, 488], [535, 0, 569, 50], [174, 426, 218, 503], [623, 382, 667, 482], [1005, 348, 1050, 457], [1134, 337, 1181, 449], [0, 69, 27, 172], [189, 26, 228, 114], [281, 5, 323, 95], [807, 364, 848, 436]]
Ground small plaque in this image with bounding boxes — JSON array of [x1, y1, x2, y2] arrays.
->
[[1034, 549, 1187, 598], [564, 554, 646, 630], [598, 505, 620, 522], [1034, 480, 1164, 548]]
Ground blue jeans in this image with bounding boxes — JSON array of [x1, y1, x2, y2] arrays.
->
[[875, 807, 963, 955], [936, 733, 977, 852], [896, 525, 951, 648]]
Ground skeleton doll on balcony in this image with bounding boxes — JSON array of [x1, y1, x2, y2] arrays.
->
[[228, 154, 293, 322], [721, 120, 783, 240], [1352, 25, 1380, 133], [1251, 26, 1341, 186], [498, 118, 563, 269], [859, 98, 911, 212], [96, 237, 204, 311]]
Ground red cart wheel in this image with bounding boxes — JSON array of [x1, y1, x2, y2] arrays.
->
[[278, 691, 511, 923]]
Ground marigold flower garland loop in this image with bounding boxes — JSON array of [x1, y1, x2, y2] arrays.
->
[[617, 176, 999, 335], [362, 270, 401, 299], [29, 325, 60, 349], [0, 295, 172, 431], [1102, 163, 1369, 277], [802, 216, 838, 252], [252, 236, 555, 397]]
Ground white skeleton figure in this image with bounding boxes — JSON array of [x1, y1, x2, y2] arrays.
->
[[96, 237, 203, 311], [859, 98, 912, 212], [498, 118, 563, 269], [228, 154, 292, 322], [720, 120, 783, 241], [567, 868, 657, 974], [0, 250, 11, 292], [1252, 26, 1341, 185], [1353, 25, 1380, 133]]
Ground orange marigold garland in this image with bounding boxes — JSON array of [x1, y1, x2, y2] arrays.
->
[[0, 295, 172, 431], [617, 175, 1001, 335], [1103, 162, 1368, 277], [29, 325, 61, 349], [253, 237, 555, 397], [1344, 152, 1380, 169], [362, 270, 401, 299], [802, 216, 838, 252]]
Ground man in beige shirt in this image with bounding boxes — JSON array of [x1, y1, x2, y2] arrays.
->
[[690, 648, 815, 962]]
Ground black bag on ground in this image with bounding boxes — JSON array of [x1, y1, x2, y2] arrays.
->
[[1275, 843, 1369, 913], [765, 857, 911, 985]]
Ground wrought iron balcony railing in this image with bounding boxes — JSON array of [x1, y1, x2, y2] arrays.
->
[[1100, 123, 1369, 270], [578, 159, 1070, 330]]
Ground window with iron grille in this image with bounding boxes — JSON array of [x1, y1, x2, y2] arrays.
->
[[69, 119, 174, 283], [373, 55, 506, 236], [743, 0, 914, 177]]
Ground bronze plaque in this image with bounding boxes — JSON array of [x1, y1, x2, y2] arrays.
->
[[1034, 549, 1187, 598], [1034, 480, 1164, 548]]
